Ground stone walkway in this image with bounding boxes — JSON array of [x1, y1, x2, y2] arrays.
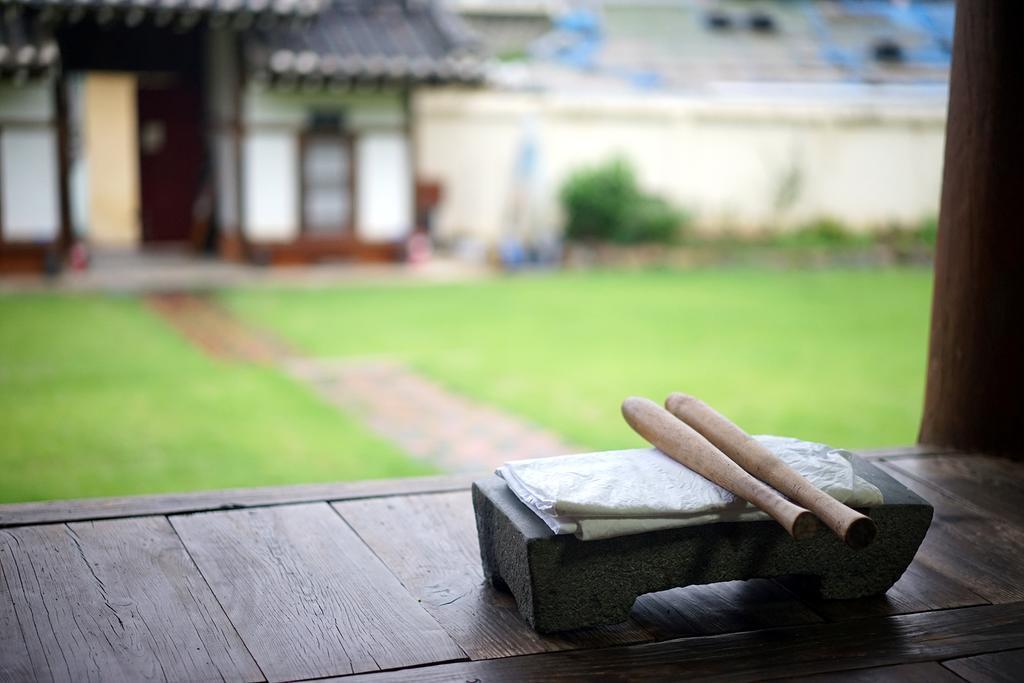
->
[[286, 358, 579, 472], [148, 293, 581, 472], [147, 292, 291, 363]]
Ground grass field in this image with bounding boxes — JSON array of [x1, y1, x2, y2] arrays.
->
[[0, 295, 433, 503], [225, 268, 933, 453], [1, 268, 932, 503]]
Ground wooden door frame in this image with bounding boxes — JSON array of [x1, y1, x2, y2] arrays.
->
[[297, 129, 357, 239], [136, 72, 205, 247]]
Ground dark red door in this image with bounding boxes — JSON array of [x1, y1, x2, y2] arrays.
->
[[137, 76, 203, 244]]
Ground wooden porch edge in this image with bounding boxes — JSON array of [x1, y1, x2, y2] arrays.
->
[[0, 443, 969, 528], [338, 601, 1024, 682], [0, 471, 484, 528], [856, 444, 965, 460]]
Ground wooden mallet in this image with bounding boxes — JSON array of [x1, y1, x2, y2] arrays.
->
[[622, 397, 819, 541], [665, 392, 877, 550]]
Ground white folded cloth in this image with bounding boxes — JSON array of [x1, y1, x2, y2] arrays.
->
[[496, 435, 883, 540]]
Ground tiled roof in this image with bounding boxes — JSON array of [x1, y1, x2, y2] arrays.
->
[[0, 0, 483, 84], [0, 8, 59, 78], [246, 0, 486, 84], [2, 0, 327, 22]]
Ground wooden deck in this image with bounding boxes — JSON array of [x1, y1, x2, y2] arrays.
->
[[2, 446, 1022, 682]]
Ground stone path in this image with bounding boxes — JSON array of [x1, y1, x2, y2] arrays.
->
[[148, 293, 581, 472], [147, 292, 291, 363], [286, 358, 580, 472]]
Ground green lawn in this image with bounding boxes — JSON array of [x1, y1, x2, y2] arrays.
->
[[0, 295, 433, 503], [1, 269, 933, 503], [224, 268, 933, 453]]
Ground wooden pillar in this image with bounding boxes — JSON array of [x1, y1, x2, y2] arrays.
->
[[919, 2, 1024, 456]]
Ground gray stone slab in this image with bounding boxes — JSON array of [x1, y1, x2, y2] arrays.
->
[[472, 455, 933, 633]]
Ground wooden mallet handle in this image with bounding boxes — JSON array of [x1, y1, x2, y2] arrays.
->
[[622, 397, 818, 541], [665, 393, 877, 549]]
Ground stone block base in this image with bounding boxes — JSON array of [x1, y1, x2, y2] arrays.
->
[[472, 455, 932, 633]]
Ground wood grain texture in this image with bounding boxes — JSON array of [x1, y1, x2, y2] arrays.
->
[[792, 554, 988, 622], [856, 445, 962, 461], [0, 517, 263, 683], [877, 462, 1024, 604], [171, 502, 466, 682], [889, 455, 1024, 527], [631, 579, 823, 638], [2, 449, 1020, 682], [0, 473, 477, 529], [919, 0, 1024, 455], [333, 491, 655, 660], [780, 662, 964, 683], [943, 648, 1024, 683], [339, 602, 1024, 683]]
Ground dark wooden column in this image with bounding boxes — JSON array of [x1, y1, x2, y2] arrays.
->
[[919, 2, 1024, 456]]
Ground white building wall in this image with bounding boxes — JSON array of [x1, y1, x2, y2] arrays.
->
[[414, 90, 947, 243], [1, 129, 60, 240], [0, 81, 60, 242], [243, 132, 298, 241], [357, 132, 413, 242], [244, 89, 406, 129], [0, 82, 53, 119], [241, 86, 411, 243]]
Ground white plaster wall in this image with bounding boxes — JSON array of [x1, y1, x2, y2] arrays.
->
[[244, 87, 406, 130], [0, 82, 54, 121], [414, 90, 947, 242], [0, 81, 59, 242], [243, 132, 298, 241], [357, 132, 412, 242], [240, 86, 412, 242], [1, 128, 60, 240]]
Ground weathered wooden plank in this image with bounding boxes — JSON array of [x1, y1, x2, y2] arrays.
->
[[889, 454, 1024, 526], [339, 602, 1024, 683], [855, 445, 962, 461], [913, 521, 1024, 605], [780, 662, 964, 682], [943, 648, 1024, 683], [0, 473, 478, 529], [790, 555, 988, 622], [333, 491, 654, 660], [0, 565, 34, 682], [0, 517, 263, 683], [631, 579, 823, 638], [171, 502, 466, 682], [877, 462, 1024, 604]]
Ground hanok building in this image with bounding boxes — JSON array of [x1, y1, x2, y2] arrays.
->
[[0, 0, 483, 272]]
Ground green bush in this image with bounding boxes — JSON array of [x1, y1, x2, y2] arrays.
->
[[560, 158, 685, 244], [771, 218, 872, 248], [617, 195, 681, 244], [912, 216, 938, 246]]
